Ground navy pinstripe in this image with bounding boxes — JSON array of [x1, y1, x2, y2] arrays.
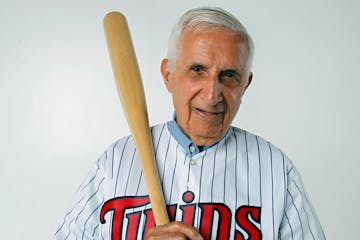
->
[[268, 142, 275, 240], [124, 148, 137, 195], [294, 181, 316, 239], [223, 138, 227, 203], [287, 189, 305, 240], [246, 132, 250, 205], [114, 137, 130, 197], [196, 149, 207, 226], [232, 129, 238, 208], [160, 135, 172, 184], [111, 142, 116, 179], [255, 136, 263, 232], [81, 198, 104, 239], [75, 177, 105, 223], [91, 224, 99, 237], [284, 212, 295, 240], [80, 167, 100, 193], [169, 144, 180, 203], [211, 144, 218, 202]]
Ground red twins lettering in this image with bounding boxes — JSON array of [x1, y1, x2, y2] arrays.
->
[[100, 191, 262, 239]]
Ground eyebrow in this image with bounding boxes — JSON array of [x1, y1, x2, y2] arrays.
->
[[222, 68, 241, 73], [187, 62, 208, 69], [187, 62, 244, 74]]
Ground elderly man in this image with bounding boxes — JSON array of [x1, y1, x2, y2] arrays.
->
[[55, 7, 326, 240]]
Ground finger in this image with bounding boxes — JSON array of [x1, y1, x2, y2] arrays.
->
[[146, 231, 188, 240], [146, 222, 204, 240]]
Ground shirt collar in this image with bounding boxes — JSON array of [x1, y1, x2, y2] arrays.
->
[[167, 113, 209, 156]]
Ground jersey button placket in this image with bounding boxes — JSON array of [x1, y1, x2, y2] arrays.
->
[[186, 147, 201, 201]]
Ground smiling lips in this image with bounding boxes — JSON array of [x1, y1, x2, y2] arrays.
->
[[193, 106, 224, 119]]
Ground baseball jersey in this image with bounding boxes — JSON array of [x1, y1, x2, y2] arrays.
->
[[54, 120, 326, 240]]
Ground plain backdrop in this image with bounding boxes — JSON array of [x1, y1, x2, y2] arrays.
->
[[0, 0, 359, 239]]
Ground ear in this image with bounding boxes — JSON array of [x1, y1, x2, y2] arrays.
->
[[160, 58, 173, 93], [245, 72, 253, 91]]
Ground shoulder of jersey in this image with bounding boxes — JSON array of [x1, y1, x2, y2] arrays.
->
[[97, 122, 167, 164], [230, 125, 293, 165]]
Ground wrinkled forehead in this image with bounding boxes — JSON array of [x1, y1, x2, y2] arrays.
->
[[183, 26, 249, 51], [179, 27, 251, 65]]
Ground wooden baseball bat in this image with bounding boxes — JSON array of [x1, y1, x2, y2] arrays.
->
[[103, 12, 169, 225]]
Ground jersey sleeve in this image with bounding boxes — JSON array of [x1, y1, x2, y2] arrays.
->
[[54, 152, 107, 239], [279, 165, 326, 240]]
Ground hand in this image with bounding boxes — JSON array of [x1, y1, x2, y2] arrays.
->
[[145, 221, 204, 240]]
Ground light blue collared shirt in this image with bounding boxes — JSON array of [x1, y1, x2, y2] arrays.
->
[[166, 113, 213, 156]]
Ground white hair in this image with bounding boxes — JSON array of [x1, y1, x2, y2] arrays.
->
[[167, 7, 254, 72]]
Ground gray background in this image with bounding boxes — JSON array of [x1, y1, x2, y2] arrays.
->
[[0, 0, 359, 239]]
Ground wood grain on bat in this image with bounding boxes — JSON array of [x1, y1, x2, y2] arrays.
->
[[103, 11, 169, 225]]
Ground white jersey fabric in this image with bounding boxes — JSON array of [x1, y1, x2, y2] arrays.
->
[[55, 121, 326, 240]]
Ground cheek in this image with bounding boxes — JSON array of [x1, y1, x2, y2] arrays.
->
[[226, 90, 244, 112], [177, 80, 200, 102], [172, 79, 194, 110]]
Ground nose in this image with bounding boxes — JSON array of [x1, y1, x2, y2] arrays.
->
[[201, 73, 223, 105]]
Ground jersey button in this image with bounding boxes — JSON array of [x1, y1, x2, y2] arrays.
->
[[187, 182, 193, 188], [189, 145, 195, 153], [190, 159, 197, 165]]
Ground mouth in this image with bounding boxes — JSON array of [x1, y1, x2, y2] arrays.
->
[[193, 107, 224, 119]]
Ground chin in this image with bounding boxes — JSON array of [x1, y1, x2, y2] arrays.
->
[[197, 129, 225, 142]]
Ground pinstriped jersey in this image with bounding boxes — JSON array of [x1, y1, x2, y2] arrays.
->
[[55, 122, 326, 239]]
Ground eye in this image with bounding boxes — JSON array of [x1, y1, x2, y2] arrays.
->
[[224, 71, 235, 78], [190, 64, 203, 72], [220, 70, 241, 87]]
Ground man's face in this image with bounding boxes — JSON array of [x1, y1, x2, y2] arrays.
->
[[161, 27, 253, 146]]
